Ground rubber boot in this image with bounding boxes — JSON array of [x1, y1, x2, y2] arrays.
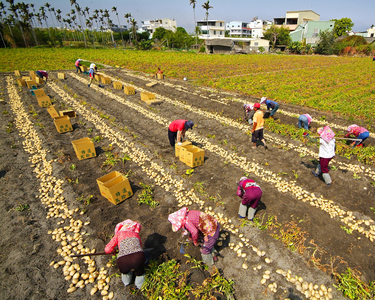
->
[[322, 173, 332, 185], [135, 275, 145, 289], [238, 203, 247, 218], [247, 207, 256, 221], [313, 164, 321, 177], [121, 271, 133, 286], [201, 253, 214, 266]]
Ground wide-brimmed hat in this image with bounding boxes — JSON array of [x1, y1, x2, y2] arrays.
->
[[185, 120, 194, 130], [260, 97, 267, 104], [168, 207, 188, 232]]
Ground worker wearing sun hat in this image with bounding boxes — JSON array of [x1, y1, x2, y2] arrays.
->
[[312, 126, 335, 185], [345, 124, 369, 147], [251, 103, 267, 149], [168, 119, 194, 147], [88, 64, 103, 88], [243, 103, 255, 125], [75, 59, 82, 73], [104, 219, 146, 289], [260, 96, 279, 119], [168, 207, 220, 266], [237, 177, 262, 220]]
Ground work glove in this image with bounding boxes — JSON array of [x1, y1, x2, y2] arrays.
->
[[177, 142, 182, 146]]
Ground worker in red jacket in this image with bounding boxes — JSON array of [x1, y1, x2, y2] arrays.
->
[[237, 177, 263, 220], [168, 119, 194, 147]]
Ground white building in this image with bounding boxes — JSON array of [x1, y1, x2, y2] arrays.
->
[[248, 19, 272, 38], [367, 26, 375, 37], [226, 21, 251, 37], [140, 18, 177, 38], [196, 20, 225, 39]]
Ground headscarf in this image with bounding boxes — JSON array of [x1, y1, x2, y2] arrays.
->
[[168, 207, 188, 232], [240, 177, 248, 183], [90, 63, 96, 69], [260, 97, 267, 104], [318, 126, 335, 143], [347, 124, 358, 133], [114, 219, 141, 235]]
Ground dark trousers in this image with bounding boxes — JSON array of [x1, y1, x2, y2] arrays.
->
[[117, 252, 145, 276], [76, 66, 82, 73], [168, 129, 178, 147]]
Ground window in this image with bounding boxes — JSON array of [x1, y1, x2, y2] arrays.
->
[[214, 30, 216, 35], [254, 42, 258, 46], [220, 22, 223, 26], [312, 28, 319, 38], [220, 31, 222, 35], [202, 30, 208, 34]]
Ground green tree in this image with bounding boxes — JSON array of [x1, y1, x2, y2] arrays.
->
[[263, 25, 291, 49], [314, 29, 335, 55], [152, 27, 167, 41], [330, 18, 354, 37], [289, 41, 303, 54]]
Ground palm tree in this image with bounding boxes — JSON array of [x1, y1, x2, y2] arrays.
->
[[112, 6, 124, 47], [130, 18, 137, 44], [28, 3, 38, 45], [0, 10, 7, 47], [70, 1, 87, 48], [103, 9, 114, 45], [124, 13, 131, 44], [202, 0, 213, 38], [44, 3, 55, 28], [8, 1, 27, 46], [189, 0, 197, 46]]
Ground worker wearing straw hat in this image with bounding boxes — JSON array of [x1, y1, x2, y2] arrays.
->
[[105, 220, 146, 289], [260, 97, 279, 119], [168, 207, 220, 266], [312, 126, 336, 185]]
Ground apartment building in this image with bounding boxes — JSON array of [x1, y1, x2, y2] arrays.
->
[[141, 18, 177, 38], [196, 20, 225, 39], [274, 10, 320, 31]]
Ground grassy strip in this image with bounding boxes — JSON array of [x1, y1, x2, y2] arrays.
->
[[2, 48, 374, 120], [140, 258, 234, 300], [264, 119, 375, 166]]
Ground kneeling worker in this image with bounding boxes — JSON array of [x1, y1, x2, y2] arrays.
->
[[168, 119, 194, 147]]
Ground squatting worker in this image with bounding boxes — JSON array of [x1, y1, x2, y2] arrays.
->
[[75, 59, 82, 73], [155, 67, 164, 78], [298, 113, 312, 130], [168, 119, 194, 147], [251, 103, 267, 149], [312, 126, 335, 185], [237, 177, 262, 221], [88, 64, 103, 88], [35, 70, 48, 82], [345, 124, 369, 147], [105, 219, 146, 289], [260, 97, 279, 119], [243, 104, 255, 125], [168, 207, 220, 266]]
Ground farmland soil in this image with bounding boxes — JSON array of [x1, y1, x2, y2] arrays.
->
[[0, 67, 374, 300]]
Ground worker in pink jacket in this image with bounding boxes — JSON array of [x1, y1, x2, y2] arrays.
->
[[237, 177, 262, 220], [75, 59, 82, 73], [105, 220, 145, 289]]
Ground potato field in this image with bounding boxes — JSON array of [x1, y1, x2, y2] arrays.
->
[[0, 49, 375, 300]]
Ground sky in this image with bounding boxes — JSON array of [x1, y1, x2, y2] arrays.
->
[[9, 0, 374, 32]]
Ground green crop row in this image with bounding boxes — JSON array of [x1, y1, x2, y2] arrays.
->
[[1, 48, 374, 122]]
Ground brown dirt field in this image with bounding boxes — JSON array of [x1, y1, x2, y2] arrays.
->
[[0, 65, 374, 300]]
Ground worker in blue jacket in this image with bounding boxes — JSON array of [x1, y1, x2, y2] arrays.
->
[[260, 97, 279, 119]]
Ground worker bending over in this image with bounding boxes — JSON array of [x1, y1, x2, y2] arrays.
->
[[345, 124, 369, 147], [105, 220, 146, 289], [168, 119, 194, 147], [237, 177, 262, 221], [260, 97, 279, 119]]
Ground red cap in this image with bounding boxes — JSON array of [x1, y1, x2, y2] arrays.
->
[[254, 103, 261, 109]]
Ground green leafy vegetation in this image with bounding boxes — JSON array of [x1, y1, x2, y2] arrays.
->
[[137, 183, 158, 208]]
